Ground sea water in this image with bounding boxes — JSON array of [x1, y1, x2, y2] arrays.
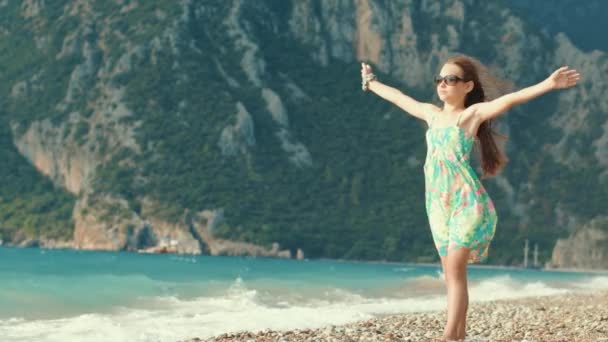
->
[[1, 247, 606, 341]]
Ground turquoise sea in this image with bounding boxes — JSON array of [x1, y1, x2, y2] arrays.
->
[[1, 247, 606, 341]]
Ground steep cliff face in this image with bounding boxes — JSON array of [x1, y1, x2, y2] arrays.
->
[[550, 216, 608, 270], [12, 119, 101, 194], [1, 0, 606, 266]]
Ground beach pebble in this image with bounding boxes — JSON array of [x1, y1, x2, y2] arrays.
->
[[186, 290, 608, 342]]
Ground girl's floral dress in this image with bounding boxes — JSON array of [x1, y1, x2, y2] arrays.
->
[[424, 112, 497, 263]]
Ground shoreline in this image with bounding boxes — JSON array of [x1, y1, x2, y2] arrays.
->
[[3, 246, 608, 275], [190, 289, 608, 342]]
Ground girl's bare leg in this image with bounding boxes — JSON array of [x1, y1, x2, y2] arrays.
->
[[443, 247, 470, 341]]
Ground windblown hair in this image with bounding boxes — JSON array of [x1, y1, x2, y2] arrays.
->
[[446, 55, 510, 178]]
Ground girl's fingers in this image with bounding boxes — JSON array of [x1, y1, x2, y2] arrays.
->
[[567, 75, 581, 87], [552, 66, 580, 88], [360, 62, 373, 76]]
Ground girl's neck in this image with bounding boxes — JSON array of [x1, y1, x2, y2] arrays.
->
[[442, 102, 465, 114]]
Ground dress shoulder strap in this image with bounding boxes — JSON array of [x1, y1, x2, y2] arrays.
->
[[428, 112, 436, 127], [455, 111, 464, 126]]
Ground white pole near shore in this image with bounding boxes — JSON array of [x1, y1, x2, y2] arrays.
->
[[533, 243, 539, 268], [524, 239, 529, 268]]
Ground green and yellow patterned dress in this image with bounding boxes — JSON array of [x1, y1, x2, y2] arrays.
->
[[424, 112, 497, 263]]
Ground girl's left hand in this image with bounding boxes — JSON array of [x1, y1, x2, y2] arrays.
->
[[547, 66, 581, 89]]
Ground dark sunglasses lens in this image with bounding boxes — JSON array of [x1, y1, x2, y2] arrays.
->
[[434, 76, 443, 84], [445, 75, 460, 85]]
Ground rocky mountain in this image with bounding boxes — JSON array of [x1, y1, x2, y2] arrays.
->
[[1, 0, 606, 267], [508, 0, 608, 53]]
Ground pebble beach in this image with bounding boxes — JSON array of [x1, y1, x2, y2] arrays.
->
[[187, 290, 608, 342]]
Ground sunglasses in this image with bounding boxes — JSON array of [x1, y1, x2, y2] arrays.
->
[[434, 75, 467, 86]]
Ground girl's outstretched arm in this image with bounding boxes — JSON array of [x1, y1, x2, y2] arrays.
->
[[362, 63, 437, 122], [473, 66, 581, 121]]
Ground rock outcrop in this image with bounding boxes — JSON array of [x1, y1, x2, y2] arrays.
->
[[191, 210, 293, 258], [550, 216, 608, 270]]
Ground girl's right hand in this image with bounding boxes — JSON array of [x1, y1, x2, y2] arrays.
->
[[361, 62, 373, 78]]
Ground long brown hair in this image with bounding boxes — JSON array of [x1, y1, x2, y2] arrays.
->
[[446, 55, 509, 178]]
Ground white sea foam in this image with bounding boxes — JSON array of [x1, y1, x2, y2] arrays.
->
[[469, 275, 570, 302], [571, 276, 608, 290], [3, 274, 606, 342]]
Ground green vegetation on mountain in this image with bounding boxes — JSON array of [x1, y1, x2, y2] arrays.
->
[[0, 1, 606, 266]]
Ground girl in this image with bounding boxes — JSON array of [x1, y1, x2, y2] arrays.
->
[[361, 55, 580, 341]]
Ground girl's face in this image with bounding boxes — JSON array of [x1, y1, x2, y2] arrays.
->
[[435, 63, 474, 104]]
